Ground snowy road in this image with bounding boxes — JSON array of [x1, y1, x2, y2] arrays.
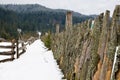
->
[[0, 39, 63, 80]]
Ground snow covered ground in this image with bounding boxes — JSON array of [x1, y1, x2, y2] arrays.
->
[[0, 39, 64, 80]]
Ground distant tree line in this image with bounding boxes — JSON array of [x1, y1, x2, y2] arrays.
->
[[0, 8, 94, 39]]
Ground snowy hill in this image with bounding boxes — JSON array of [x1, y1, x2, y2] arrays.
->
[[0, 39, 64, 80]]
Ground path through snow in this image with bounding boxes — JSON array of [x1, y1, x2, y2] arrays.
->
[[0, 39, 64, 80]]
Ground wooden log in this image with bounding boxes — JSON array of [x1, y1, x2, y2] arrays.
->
[[0, 45, 15, 48], [0, 58, 14, 63], [0, 51, 15, 55]]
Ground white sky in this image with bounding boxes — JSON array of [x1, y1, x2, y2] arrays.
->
[[0, 0, 120, 15]]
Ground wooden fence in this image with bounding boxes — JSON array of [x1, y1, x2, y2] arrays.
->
[[0, 40, 15, 63], [0, 37, 37, 63]]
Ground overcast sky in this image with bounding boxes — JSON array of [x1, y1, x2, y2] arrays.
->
[[0, 0, 120, 15]]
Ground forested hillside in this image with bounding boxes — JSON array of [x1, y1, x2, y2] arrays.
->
[[0, 4, 95, 39], [0, 8, 18, 39]]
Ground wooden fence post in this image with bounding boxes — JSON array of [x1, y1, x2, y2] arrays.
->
[[22, 42, 26, 53], [11, 39, 15, 59]]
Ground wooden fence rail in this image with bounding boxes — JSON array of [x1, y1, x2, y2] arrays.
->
[[0, 40, 15, 63], [0, 37, 37, 63]]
